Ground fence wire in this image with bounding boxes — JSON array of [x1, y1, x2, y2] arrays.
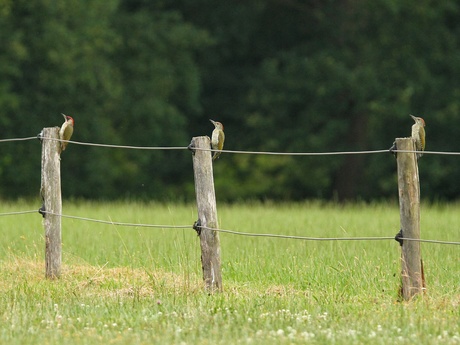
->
[[1, 209, 459, 246], [42, 137, 188, 151], [3, 134, 460, 156], [0, 210, 37, 216], [0, 136, 38, 143], [200, 226, 460, 245], [1, 135, 460, 246], [44, 211, 191, 229]]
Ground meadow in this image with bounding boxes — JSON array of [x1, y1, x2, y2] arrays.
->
[[0, 200, 458, 344]]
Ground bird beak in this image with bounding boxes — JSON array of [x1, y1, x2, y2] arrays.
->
[[410, 114, 417, 121], [209, 119, 216, 125], [61, 113, 67, 120]]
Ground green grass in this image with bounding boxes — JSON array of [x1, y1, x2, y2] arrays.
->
[[0, 200, 459, 344]]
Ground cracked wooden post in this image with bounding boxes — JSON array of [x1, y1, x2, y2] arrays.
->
[[395, 137, 424, 300], [40, 127, 62, 279], [190, 136, 222, 292]]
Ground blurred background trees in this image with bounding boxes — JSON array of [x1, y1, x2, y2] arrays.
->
[[1, 0, 460, 201]]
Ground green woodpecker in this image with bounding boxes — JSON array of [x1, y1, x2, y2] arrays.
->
[[210, 119, 225, 160], [410, 114, 425, 159], [59, 113, 74, 152]]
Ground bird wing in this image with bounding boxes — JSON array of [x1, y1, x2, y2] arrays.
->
[[218, 131, 225, 150], [63, 125, 74, 141]]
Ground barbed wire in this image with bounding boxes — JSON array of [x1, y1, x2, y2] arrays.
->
[[2, 134, 460, 156], [1, 209, 459, 245]]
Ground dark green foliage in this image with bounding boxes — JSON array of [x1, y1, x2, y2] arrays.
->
[[1, 0, 460, 201]]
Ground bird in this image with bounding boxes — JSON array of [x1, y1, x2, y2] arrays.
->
[[410, 114, 425, 159], [210, 119, 225, 160], [59, 113, 74, 153]]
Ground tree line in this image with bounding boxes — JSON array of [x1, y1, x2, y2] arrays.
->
[[1, 0, 460, 201]]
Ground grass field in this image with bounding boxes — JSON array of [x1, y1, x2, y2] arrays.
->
[[0, 200, 459, 344]]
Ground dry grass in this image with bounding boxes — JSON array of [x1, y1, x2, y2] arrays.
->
[[0, 256, 203, 297]]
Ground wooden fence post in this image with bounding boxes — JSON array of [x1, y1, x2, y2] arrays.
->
[[40, 127, 62, 279], [190, 136, 222, 292], [395, 137, 424, 300]]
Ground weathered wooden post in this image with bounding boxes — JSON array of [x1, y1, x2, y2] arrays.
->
[[39, 127, 62, 279], [190, 136, 222, 292], [395, 137, 424, 300]]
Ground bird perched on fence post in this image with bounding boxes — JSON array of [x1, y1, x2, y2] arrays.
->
[[59, 113, 74, 153], [210, 119, 225, 161], [410, 114, 425, 159]]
